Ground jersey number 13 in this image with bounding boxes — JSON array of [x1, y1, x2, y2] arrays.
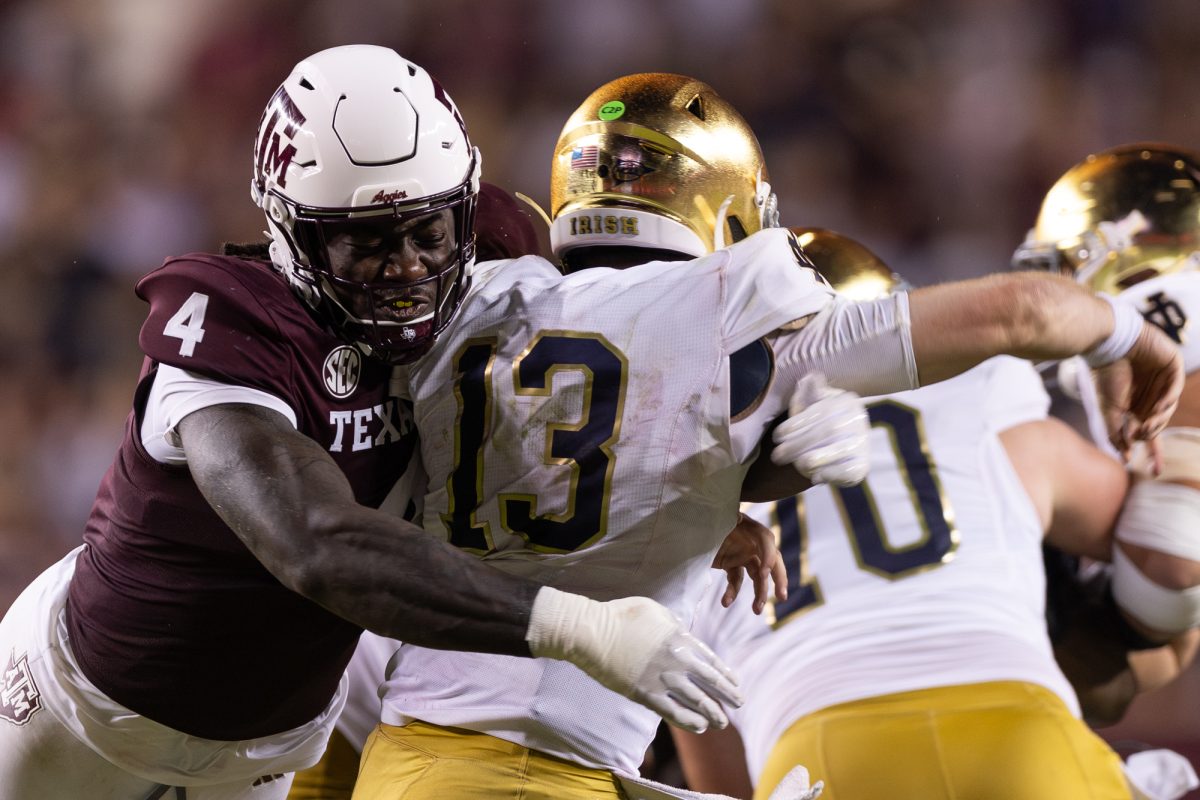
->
[[442, 332, 627, 554]]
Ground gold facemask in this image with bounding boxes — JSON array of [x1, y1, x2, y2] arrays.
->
[[1013, 143, 1200, 295], [549, 73, 776, 260]]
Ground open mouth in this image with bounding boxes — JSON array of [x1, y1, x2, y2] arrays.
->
[[375, 292, 433, 323]]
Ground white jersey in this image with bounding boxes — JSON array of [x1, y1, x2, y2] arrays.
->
[[335, 633, 395, 752], [1066, 271, 1200, 451], [380, 230, 835, 774], [691, 357, 1079, 782]]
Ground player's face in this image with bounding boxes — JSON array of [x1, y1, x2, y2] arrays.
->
[[324, 208, 459, 323]]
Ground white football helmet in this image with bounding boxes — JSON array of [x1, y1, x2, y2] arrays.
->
[[251, 44, 480, 363]]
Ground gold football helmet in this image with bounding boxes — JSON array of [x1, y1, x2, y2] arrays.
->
[[1013, 143, 1200, 295], [790, 227, 906, 300], [548, 73, 777, 263]]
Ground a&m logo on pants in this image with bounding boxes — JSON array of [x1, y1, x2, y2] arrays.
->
[[1, 650, 42, 726]]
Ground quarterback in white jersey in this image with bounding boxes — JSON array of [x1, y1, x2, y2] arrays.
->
[[354, 76, 1183, 800], [379, 228, 853, 776], [678, 230, 1143, 800]]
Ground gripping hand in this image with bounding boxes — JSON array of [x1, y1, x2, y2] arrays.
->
[[772, 373, 870, 487]]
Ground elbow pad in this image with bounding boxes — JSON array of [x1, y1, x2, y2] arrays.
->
[[1117, 430, 1200, 561], [1113, 432, 1200, 634], [771, 293, 919, 397]]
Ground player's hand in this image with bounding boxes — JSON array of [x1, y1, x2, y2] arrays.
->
[[766, 765, 825, 800], [1097, 322, 1183, 457], [623, 605, 744, 733], [712, 513, 787, 614], [526, 588, 743, 733], [772, 373, 870, 487]]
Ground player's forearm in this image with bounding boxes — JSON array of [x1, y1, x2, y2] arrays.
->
[[741, 418, 815, 502], [908, 272, 1114, 385], [181, 402, 538, 656], [671, 725, 755, 798], [296, 506, 539, 654], [741, 455, 813, 502]]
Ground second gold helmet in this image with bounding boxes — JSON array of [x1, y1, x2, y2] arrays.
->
[[790, 228, 906, 300], [1013, 143, 1200, 295], [549, 73, 777, 262]]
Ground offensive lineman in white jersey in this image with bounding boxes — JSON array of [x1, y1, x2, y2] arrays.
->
[[676, 229, 1198, 800], [352, 74, 1183, 800]]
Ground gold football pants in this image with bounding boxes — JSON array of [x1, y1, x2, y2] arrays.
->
[[351, 720, 626, 799], [755, 681, 1131, 800]]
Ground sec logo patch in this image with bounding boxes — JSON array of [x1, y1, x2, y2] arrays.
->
[[323, 346, 362, 399]]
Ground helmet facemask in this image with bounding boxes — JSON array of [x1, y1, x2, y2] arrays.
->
[[285, 180, 477, 364]]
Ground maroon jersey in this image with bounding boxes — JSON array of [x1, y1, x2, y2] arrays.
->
[[65, 254, 418, 740]]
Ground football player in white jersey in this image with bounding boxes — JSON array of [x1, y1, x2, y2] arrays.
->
[[350, 74, 1183, 800], [1015, 144, 1200, 650], [675, 229, 1198, 800]]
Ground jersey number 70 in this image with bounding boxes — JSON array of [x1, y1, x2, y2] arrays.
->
[[770, 400, 959, 625]]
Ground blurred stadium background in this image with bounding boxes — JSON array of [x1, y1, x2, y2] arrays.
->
[[0, 0, 1196, 790]]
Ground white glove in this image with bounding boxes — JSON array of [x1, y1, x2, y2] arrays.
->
[[1125, 748, 1199, 800], [525, 587, 743, 732], [767, 766, 824, 800], [772, 373, 870, 487]]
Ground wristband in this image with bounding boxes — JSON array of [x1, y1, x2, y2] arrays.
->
[[1084, 293, 1144, 368], [526, 586, 593, 661]]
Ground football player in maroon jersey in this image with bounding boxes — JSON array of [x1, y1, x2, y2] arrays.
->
[[0, 47, 761, 800]]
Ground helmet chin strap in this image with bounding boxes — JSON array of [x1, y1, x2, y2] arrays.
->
[[756, 168, 779, 229], [710, 180, 777, 251], [712, 194, 735, 250]]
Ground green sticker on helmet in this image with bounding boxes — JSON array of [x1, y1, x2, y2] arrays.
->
[[598, 101, 625, 121]]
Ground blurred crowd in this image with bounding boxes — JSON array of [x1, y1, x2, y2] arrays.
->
[[1, 0, 1197, 775]]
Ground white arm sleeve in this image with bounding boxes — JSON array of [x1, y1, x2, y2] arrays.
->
[[771, 292, 919, 397], [728, 292, 918, 461], [140, 363, 298, 465]]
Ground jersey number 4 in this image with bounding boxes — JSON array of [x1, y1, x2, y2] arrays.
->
[[771, 400, 959, 624], [163, 292, 209, 357], [442, 332, 627, 554]]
